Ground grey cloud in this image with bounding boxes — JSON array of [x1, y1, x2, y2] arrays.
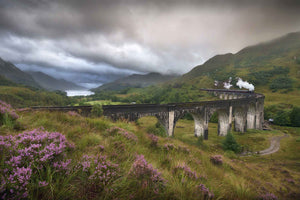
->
[[0, 0, 300, 79]]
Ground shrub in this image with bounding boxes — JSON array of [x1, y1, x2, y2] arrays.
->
[[148, 134, 159, 147], [264, 104, 300, 127], [146, 122, 166, 137], [222, 132, 241, 153], [264, 105, 279, 120], [290, 107, 300, 127], [106, 126, 138, 142], [195, 184, 214, 200], [75, 154, 119, 197], [270, 66, 289, 75], [270, 76, 293, 91], [257, 193, 278, 200], [87, 154, 119, 190], [91, 104, 103, 117], [273, 110, 291, 126], [209, 112, 218, 123], [173, 164, 205, 181], [0, 100, 19, 126], [210, 155, 223, 165], [248, 66, 289, 86], [182, 113, 193, 120], [129, 155, 165, 194], [178, 145, 190, 154], [88, 118, 110, 131], [163, 143, 176, 151], [67, 111, 81, 117], [249, 71, 272, 85], [224, 150, 238, 159], [0, 128, 74, 199]]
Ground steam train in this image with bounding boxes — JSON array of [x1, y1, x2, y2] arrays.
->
[[200, 89, 254, 93]]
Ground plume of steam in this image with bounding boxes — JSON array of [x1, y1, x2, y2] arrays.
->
[[236, 78, 255, 91], [214, 80, 219, 86], [223, 77, 232, 89]]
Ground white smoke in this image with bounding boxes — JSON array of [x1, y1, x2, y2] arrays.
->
[[236, 78, 255, 91], [214, 80, 219, 86], [223, 77, 232, 89]]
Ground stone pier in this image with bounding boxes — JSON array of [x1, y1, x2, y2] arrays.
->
[[247, 104, 256, 129], [192, 112, 209, 139], [218, 108, 231, 136], [234, 106, 248, 132]]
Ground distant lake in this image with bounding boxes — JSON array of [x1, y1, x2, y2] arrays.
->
[[65, 90, 95, 97]]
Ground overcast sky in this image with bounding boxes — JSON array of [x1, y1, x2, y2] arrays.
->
[[0, 0, 300, 87]]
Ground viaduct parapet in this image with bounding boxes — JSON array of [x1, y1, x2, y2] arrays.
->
[[31, 90, 264, 140]]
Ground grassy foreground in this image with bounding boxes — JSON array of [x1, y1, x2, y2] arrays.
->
[[1, 111, 300, 199]]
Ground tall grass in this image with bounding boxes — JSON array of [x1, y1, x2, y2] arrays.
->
[[2, 112, 299, 199]]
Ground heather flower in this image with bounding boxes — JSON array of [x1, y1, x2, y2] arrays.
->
[[129, 155, 165, 193], [163, 143, 190, 153], [67, 111, 81, 117], [257, 193, 279, 200], [2, 166, 32, 199], [196, 184, 214, 200], [98, 145, 105, 151], [106, 127, 138, 142], [53, 159, 72, 172], [0, 100, 19, 124], [173, 164, 204, 180], [75, 154, 119, 193], [163, 143, 176, 151], [88, 154, 119, 188], [113, 141, 126, 152], [148, 134, 158, 147], [178, 145, 190, 154], [210, 155, 223, 165], [38, 181, 49, 187], [0, 128, 74, 198], [284, 178, 295, 184], [76, 155, 92, 172]]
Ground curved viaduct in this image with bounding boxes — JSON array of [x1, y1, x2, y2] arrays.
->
[[31, 89, 264, 140], [102, 90, 264, 139]]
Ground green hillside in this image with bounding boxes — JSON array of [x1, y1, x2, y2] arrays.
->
[[93, 72, 178, 92], [0, 86, 71, 108], [0, 57, 41, 88]]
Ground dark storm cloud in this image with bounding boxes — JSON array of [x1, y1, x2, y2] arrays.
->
[[0, 0, 300, 82]]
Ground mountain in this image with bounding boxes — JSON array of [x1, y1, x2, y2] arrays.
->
[[0, 75, 18, 86], [0, 57, 41, 88], [93, 72, 178, 92], [182, 31, 300, 84], [27, 71, 86, 91], [105, 31, 300, 106]]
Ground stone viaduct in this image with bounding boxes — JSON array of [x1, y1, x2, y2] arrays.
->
[[102, 89, 264, 139], [31, 89, 264, 140]]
